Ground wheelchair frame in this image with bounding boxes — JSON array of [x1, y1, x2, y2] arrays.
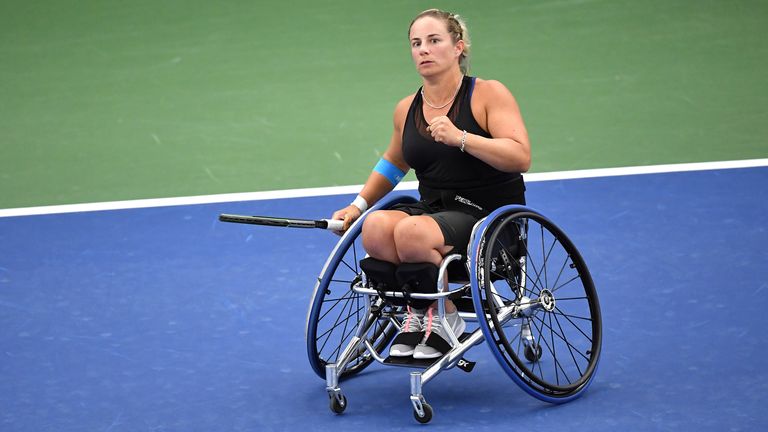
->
[[307, 194, 602, 423]]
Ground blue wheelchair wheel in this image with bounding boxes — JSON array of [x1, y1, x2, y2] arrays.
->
[[305, 194, 418, 379], [470, 206, 602, 403]]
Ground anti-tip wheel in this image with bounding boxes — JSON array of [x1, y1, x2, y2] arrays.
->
[[329, 394, 347, 414], [413, 403, 433, 424], [524, 343, 543, 362]]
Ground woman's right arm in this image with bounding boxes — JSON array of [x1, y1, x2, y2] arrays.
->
[[331, 95, 414, 231]]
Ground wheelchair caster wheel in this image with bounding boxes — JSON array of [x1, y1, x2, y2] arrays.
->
[[524, 343, 542, 362], [413, 403, 433, 424], [329, 393, 347, 414]]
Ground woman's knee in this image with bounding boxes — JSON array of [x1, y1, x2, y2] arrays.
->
[[362, 211, 397, 239], [362, 210, 405, 260], [393, 216, 444, 262]]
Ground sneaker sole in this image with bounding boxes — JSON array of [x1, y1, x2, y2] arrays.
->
[[412, 317, 467, 359], [389, 345, 416, 357], [412, 350, 442, 360]]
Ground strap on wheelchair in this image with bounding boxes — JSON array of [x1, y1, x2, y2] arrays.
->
[[360, 259, 440, 309], [421, 332, 453, 355], [360, 257, 408, 306], [396, 263, 439, 309]]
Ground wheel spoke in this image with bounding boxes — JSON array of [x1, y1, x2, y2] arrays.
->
[[509, 251, 546, 298], [318, 292, 361, 350], [531, 312, 590, 362], [339, 257, 357, 274], [528, 319, 546, 379], [550, 309, 593, 322], [518, 239, 545, 297], [530, 312, 571, 384], [540, 224, 557, 293], [553, 306, 593, 342], [324, 302, 366, 360], [547, 312, 560, 385], [318, 297, 362, 354], [352, 243, 359, 273], [551, 274, 583, 294], [319, 287, 356, 321], [551, 295, 588, 301], [548, 252, 570, 295], [552, 310, 584, 377]]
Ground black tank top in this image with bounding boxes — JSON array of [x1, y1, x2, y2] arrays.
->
[[402, 75, 525, 215]]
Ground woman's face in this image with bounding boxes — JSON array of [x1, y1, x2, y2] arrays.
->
[[409, 16, 462, 76]]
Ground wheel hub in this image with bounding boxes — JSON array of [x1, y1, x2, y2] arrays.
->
[[539, 289, 556, 311]]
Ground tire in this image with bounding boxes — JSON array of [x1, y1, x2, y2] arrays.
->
[[470, 206, 602, 403]]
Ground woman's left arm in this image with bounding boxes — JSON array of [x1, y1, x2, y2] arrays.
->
[[427, 79, 531, 173], [473, 80, 531, 172]]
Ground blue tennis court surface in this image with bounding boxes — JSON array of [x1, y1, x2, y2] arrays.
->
[[1, 167, 766, 431]]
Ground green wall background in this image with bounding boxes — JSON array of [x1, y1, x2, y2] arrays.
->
[[2, 0, 767, 209]]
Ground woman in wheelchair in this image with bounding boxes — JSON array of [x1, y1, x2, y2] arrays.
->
[[332, 9, 531, 360]]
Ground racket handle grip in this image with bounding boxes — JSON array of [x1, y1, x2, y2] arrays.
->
[[322, 219, 345, 231]]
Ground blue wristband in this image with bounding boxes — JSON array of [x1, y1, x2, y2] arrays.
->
[[374, 158, 406, 186]]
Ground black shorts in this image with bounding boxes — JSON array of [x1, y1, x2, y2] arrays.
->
[[389, 201, 479, 254]]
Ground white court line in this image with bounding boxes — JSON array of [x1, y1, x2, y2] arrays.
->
[[1, 158, 766, 218]]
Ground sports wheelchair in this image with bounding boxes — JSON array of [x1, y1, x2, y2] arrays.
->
[[307, 194, 602, 423]]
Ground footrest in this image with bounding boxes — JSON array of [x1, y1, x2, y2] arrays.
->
[[382, 332, 474, 369], [383, 356, 438, 368]]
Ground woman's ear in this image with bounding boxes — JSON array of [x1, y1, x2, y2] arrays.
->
[[455, 39, 465, 58]]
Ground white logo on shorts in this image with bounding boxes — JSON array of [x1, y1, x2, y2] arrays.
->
[[454, 195, 483, 211]]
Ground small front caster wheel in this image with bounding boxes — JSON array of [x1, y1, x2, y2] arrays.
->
[[329, 394, 347, 414], [524, 343, 543, 362], [413, 403, 433, 424]]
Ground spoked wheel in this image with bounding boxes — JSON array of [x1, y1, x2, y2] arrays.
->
[[470, 206, 602, 403], [306, 195, 418, 379]]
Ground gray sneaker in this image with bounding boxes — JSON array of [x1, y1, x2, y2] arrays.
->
[[413, 307, 466, 359], [389, 307, 426, 357]]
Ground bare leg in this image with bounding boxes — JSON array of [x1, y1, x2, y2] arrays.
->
[[361, 210, 409, 264], [392, 216, 451, 264], [393, 216, 457, 313]]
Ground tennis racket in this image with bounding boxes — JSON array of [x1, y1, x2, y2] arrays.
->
[[219, 214, 345, 231]]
